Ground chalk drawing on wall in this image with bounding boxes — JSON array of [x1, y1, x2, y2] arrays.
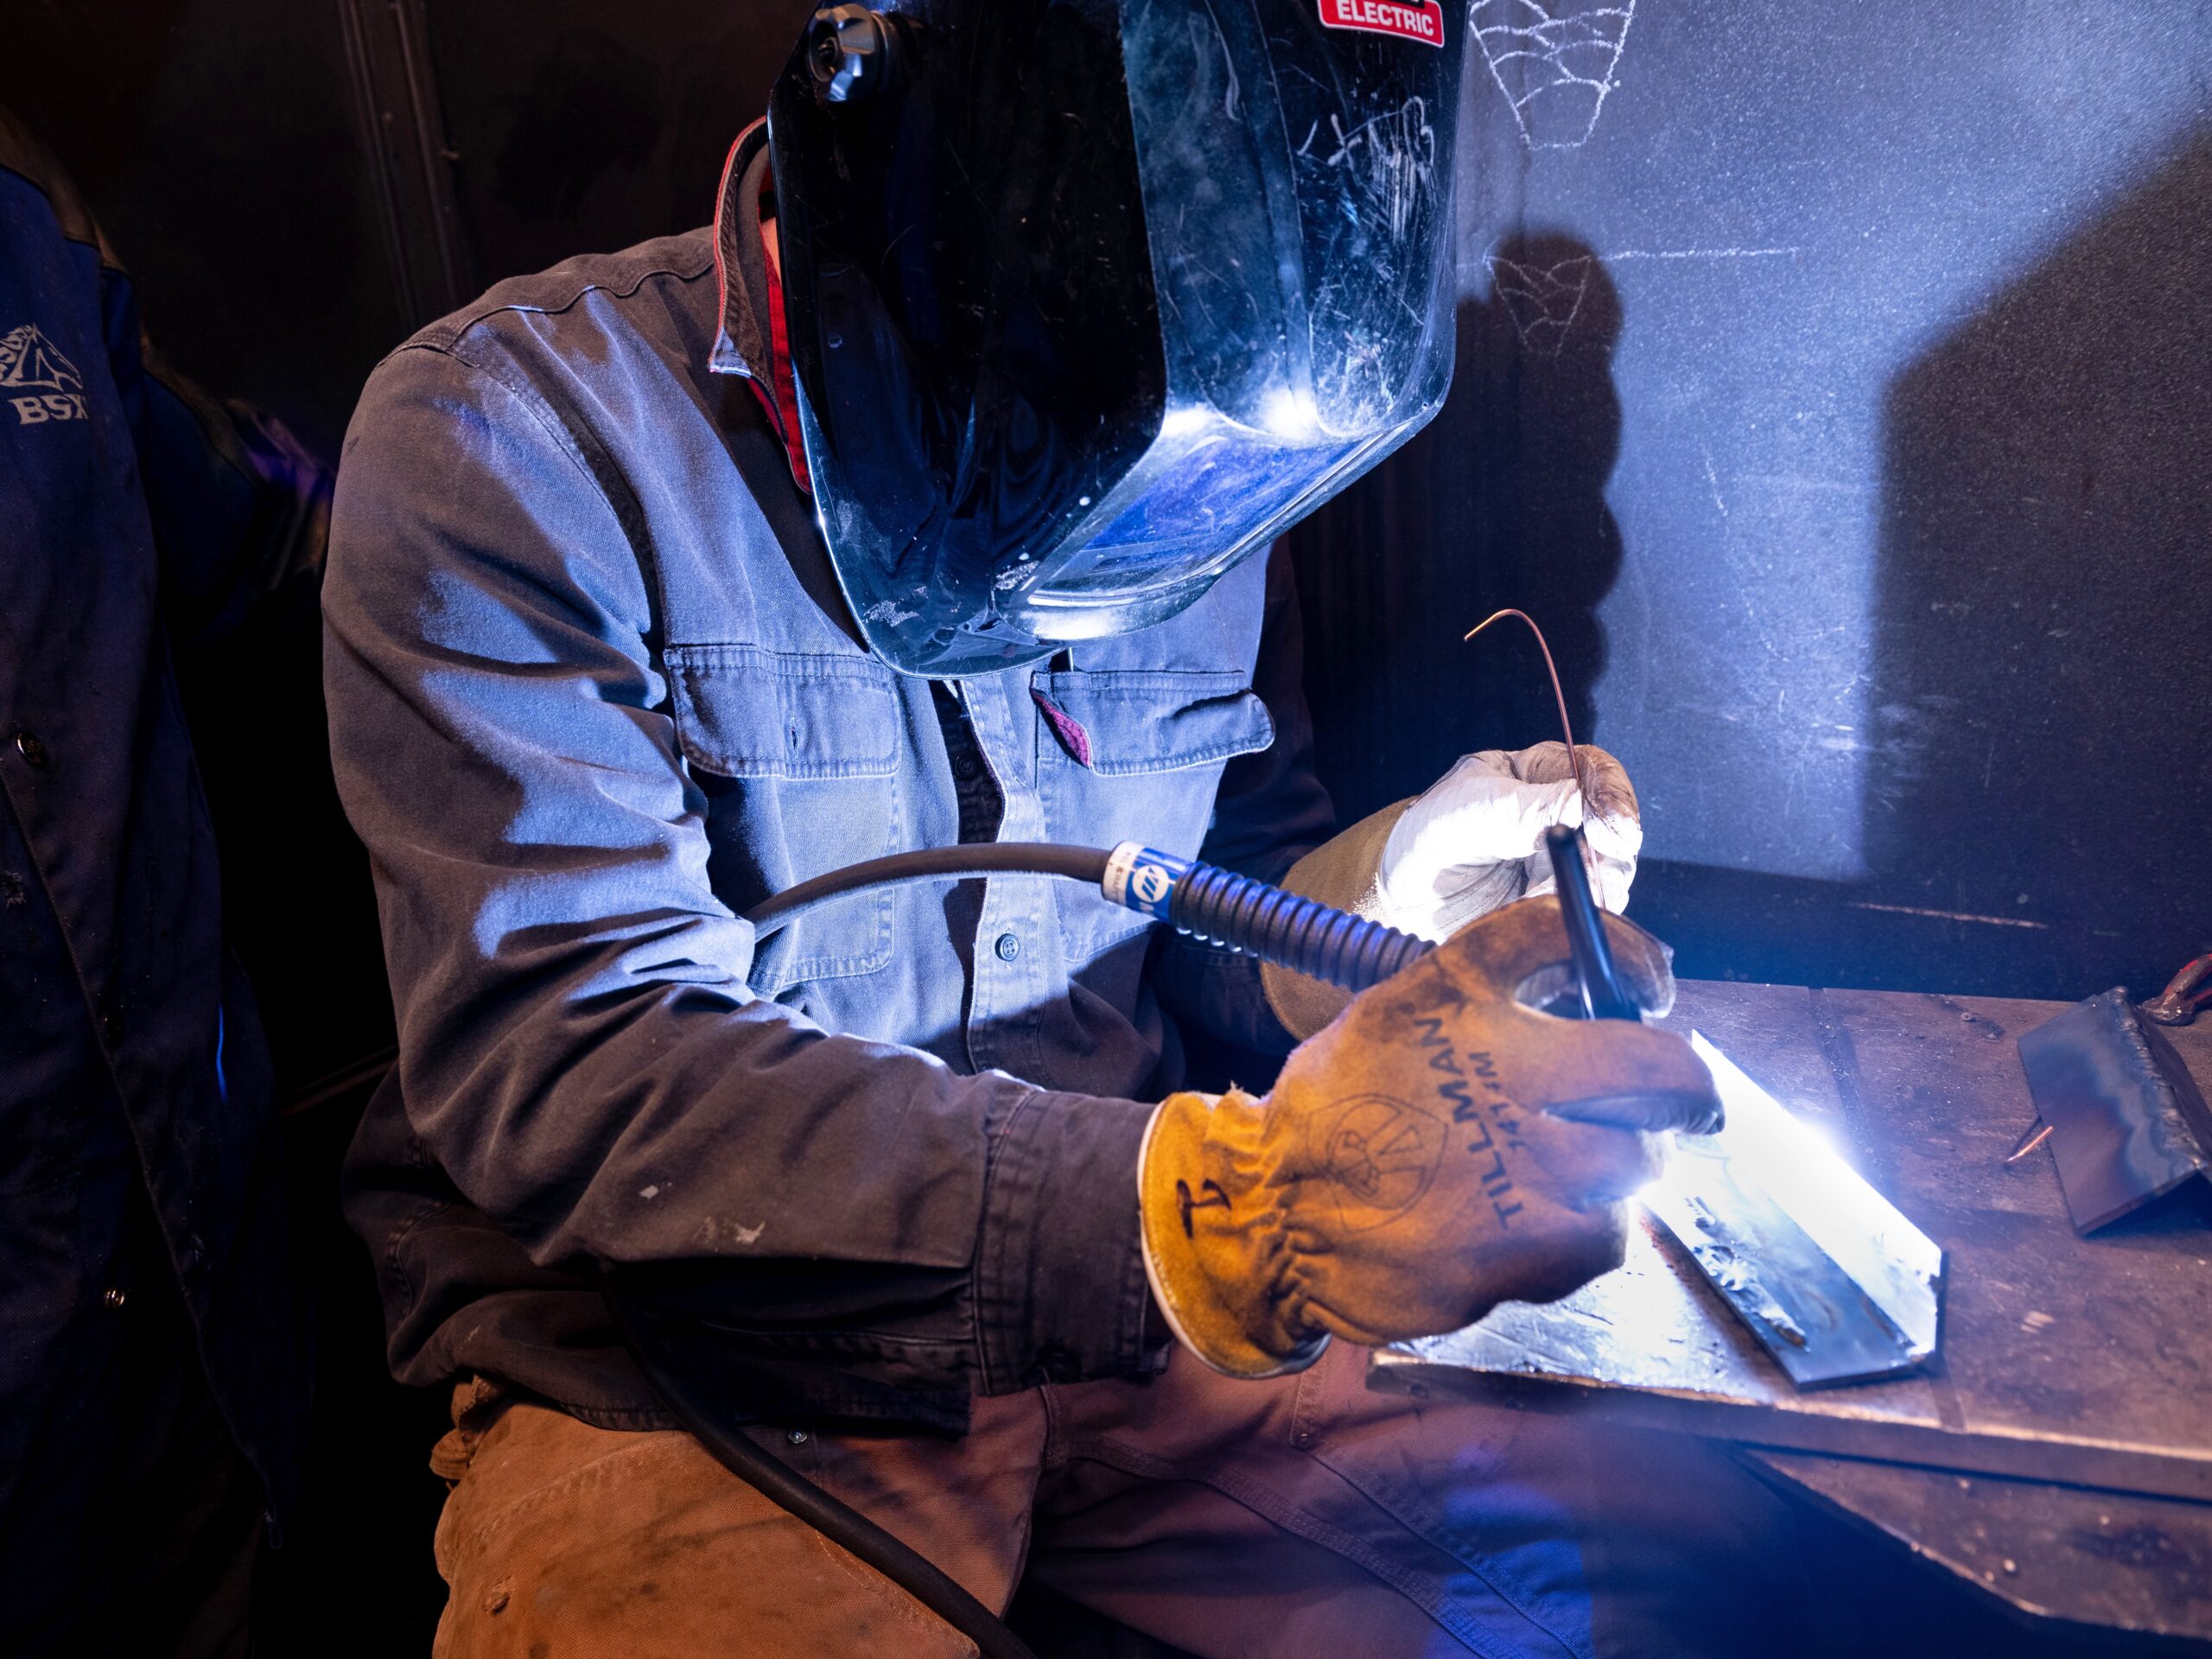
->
[[1485, 252, 1592, 355], [1478, 245, 1803, 354], [1471, 0, 1637, 150]]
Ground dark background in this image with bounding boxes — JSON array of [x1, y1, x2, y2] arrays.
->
[[10, 1, 812, 1646], [11, 0, 2208, 1651]]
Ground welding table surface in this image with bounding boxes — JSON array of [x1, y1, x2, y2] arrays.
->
[[1371, 981, 2212, 1642]]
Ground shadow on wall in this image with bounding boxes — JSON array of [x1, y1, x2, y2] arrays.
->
[[1863, 135, 2212, 999], [1298, 175, 2210, 1004], [1291, 232, 1626, 826], [1632, 135, 2211, 1002]]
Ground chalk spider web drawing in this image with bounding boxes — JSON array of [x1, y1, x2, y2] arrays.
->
[[1485, 253, 1592, 355], [1471, 0, 1638, 150]]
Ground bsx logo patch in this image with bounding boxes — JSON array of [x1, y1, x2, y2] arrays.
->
[[0, 324, 88, 425], [1319, 0, 1445, 48]]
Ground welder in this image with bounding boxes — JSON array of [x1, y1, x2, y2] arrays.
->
[[0, 106, 321, 1656], [324, 4, 1812, 1653]]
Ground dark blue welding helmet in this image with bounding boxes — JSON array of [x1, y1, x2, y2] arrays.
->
[[767, 0, 1465, 677]]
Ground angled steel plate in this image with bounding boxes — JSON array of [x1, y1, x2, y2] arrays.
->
[[1635, 1034, 1943, 1387], [2018, 988, 2212, 1233]]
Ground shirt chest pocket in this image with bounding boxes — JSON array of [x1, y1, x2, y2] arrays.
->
[[666, 645, 901, 993], [1032, 668, 1274, 967]]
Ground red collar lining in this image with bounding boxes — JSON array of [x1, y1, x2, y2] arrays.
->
[[709, 122, 811, 496], [757, 206, 813, 498]]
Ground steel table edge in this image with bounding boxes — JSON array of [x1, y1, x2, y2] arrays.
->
[[1367, 1357, 2212, 1505]]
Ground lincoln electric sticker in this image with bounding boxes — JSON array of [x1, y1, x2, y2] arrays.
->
[[1319, 0, 1445, 48]]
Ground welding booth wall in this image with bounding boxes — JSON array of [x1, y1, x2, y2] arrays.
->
[[1298, 0, 2212, 1006], [10, 0, 2209, 1650]]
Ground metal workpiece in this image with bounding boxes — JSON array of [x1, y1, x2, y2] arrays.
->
[[1638, 1034, 1943, 1388], [2017, 987, 2212, 1233], [1371, 983, 2212, 1516]]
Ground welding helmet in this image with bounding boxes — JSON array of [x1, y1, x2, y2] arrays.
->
[[768, 0, 1465, 677]]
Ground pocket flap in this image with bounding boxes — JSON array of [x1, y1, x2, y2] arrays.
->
[[667, 645, 899, 779], [1033, 669, 1274, 775]]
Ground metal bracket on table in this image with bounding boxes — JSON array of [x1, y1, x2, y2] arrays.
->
[[2017, 986, 2212, 1233], [2142, 952, 2211, 1027]]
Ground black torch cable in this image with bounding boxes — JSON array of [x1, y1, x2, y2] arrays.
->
[[605, 1283, 1038, 1659], [746, 843, 1112, 939], [745, 842, 1436, 998], [711, 841, 1429, 1657]]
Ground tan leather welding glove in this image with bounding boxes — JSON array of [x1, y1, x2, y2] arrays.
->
[[1262, 742, 1638, 1041], [1141, 898, 1719, 1379]]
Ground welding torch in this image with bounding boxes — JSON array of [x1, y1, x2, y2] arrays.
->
[[747, 823, 1637, 1021], [1542, 823, 1641, 1021]]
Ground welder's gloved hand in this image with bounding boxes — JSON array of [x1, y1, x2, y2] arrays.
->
[[1379, 742, 1641, 938], [1140, 898, 1719, 1380], [1260, 741, 1642, 1040]]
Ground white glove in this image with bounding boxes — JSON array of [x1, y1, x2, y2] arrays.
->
[[1373, 741, 1641, 943]]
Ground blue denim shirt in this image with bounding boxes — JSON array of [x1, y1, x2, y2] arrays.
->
[[0, 108, 321, 1585], [326, 124, 1335, 1429]]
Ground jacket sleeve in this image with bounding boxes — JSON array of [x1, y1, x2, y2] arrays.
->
[[321, 342, 1155, 1397], [1149, 547, 1341, 1056]]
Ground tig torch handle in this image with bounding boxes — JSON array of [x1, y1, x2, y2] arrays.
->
[[1544, 825, 1640, 1020], [1103, 842, 1433, 992]]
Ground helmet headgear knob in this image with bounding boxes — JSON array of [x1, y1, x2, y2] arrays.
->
[[808, 6, 902, 105]]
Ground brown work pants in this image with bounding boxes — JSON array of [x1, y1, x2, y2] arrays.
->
[[428, 1342, 1812, 1658]]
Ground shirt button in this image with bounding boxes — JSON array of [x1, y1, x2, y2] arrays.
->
[[953, 753, 980, 781], [102, 1287, 127, 1310], [785, 1428, 810, 1446], [14, 731, 49, 768], [994, 931, 1021, 963]]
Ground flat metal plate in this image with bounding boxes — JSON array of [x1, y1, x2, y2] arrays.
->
[[1372, 983, 2212, 1504], [1640, 1033, 1942, 1386]]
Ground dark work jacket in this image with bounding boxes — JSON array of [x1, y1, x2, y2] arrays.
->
[[0, 107, 321, 1630], [324, 124, 1337, 1433]]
